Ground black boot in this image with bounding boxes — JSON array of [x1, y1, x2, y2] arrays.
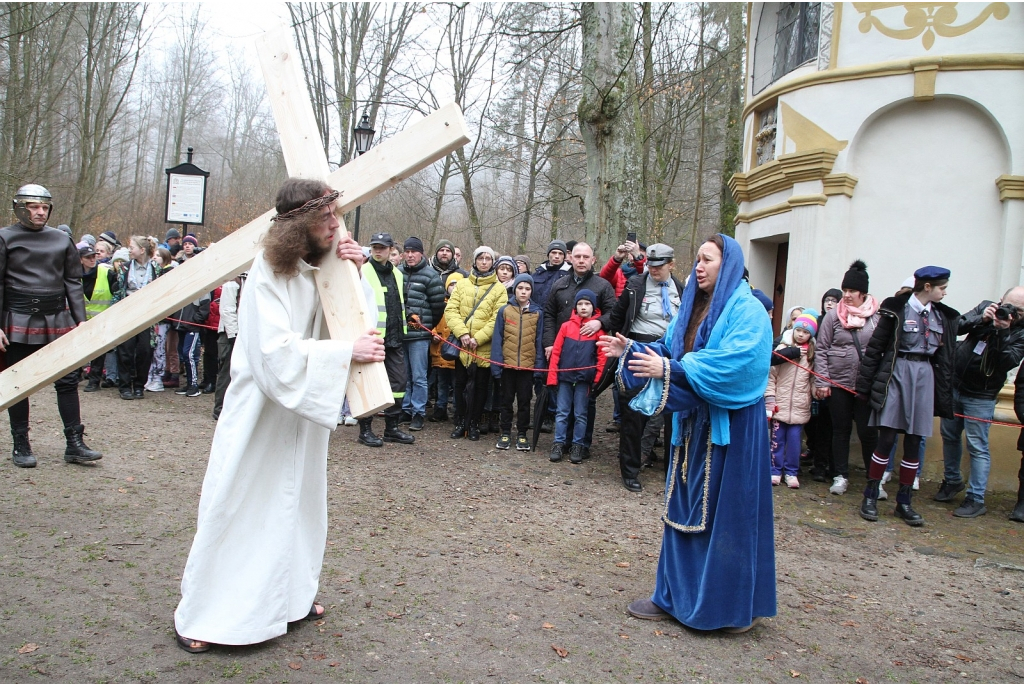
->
[[383, 415, 415, 444], [487, 412, 500, 435], [894, 484, 924, 526], [467, 421, 481, 441], [478, 413, 490, 436], [357, 418, 383, 447], [11, 430, 36, 468], [430, 406, 448, 423], [63, 424, 102, 464], [860, 479, 880, 521], [1010, 480, 1024, 523], [450, 419, 466, 439]]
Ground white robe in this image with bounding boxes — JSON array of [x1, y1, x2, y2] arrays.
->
[[174, 253, 352, 645]]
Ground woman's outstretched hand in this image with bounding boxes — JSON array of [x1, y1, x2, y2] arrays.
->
[[627, 346, 666, 378], [597, 332, 630, 359]]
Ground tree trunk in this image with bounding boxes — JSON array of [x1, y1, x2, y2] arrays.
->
[[719, 2, 745, 236], [577, 2, 642, 259], [688, 4, 708, 263]]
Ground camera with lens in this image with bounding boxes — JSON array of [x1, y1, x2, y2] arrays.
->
[[995, 303, 1017, 322]]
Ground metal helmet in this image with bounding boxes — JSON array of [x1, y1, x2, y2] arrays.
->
[[13, 183, 53, 226]]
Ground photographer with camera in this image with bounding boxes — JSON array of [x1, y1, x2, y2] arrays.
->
[[937, 287, 1024, 517]]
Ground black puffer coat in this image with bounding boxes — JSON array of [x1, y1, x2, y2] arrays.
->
[[400, 257, 445, 341], [1014, 365, 1024, 452], [855, 291, 959, 420], [542, 270, 617, 349], [951, 300, 1024, 400]]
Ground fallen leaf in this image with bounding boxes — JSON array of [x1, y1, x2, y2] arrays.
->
[[855, 679, 868, 684], [542, 622, 555, 629], [842, 620, 860, 627], [455, 621, 464, 627], [955, 655, 973, 662], [618, 633, 629, 639], [117, 488, 127, 494], [552, 644, 569, 658], [18, 643, 39, 654], [288, 662, 302, 670], [329, 662, 340, 667], [386, 611, 403, 619], [846, 594, 858, 599], [615, 562, 630, 568], [332, 633, 344, 637], [395, 581, 405, 586], [653, 629, 664, 636], [315, 620, 325, 626], [312, 654, 327, 661], [365, 601, 372, 608], [789, 670, 800, 677], [125, 476, 134, 482], [765, 655, 776, 661], [892, 661, 904, 666], [507, 613, 520, 621]]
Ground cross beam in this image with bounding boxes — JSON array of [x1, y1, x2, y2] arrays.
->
[[0, 35, 469, 413]]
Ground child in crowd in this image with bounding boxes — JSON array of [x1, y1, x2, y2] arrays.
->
[[429, 272, 464, 423], [766, 309, 819, 488], [547, 290, 606, 464], [491, 273, 544, 451]]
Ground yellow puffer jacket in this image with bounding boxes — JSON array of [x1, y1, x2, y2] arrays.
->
[[443, 271, 508, 368]]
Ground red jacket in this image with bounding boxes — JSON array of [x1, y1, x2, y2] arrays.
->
[[206, 286, 222, 332], [547, 310, 606, 386], [599, 254, 647, 297]]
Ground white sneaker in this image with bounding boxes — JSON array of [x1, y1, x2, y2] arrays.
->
[[343, 416, 357, 426], [877, 483, 888, 500], [785, 475, 800, 489], [913, 476, 920, 491], [881, 470, 892, 485], [771, 475, 782, 486], [830, 475, 849, 495], [144, 380, 164, 392]]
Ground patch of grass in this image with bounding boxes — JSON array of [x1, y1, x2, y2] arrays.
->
[[222, 662, 243, 678], [12, 530, 28, 539]]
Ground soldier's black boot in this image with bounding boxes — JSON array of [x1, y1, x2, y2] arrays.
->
[[1010, 478, 1024, 523], [860, 479, 880, 521], [12, 429, 36, 468], [450, 419, 466, 439], [894, 484, 924, 526], [383, 416, 414, 444], [358, 418, 383, 447], [64, 424, 102, 464]]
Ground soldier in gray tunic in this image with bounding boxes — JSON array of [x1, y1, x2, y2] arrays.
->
[[0, 184, 102, 468], [856, 267, 958, 526]]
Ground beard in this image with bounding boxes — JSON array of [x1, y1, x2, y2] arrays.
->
[[305, 229, 332, 267]]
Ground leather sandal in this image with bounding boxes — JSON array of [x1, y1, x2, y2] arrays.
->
[[303, 602, 326, 621], [175, 628, 211, 653]]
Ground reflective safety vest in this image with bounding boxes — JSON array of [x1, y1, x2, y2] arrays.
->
[[85, 263, 113, 319], [361, 262, 407, 339]]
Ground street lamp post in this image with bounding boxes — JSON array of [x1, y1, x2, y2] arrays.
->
[[351, 111, 376, 242]]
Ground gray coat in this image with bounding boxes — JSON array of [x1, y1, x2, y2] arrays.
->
[[813, 306, 879, 391]]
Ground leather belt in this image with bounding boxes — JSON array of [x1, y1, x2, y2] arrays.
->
[[898, 352, 931, 362], [628, 333, 661, 344], [4, 289, 67, 315]]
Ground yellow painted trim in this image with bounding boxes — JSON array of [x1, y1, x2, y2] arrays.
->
[[735, 202, 792, 224], [913, 62, 939, 100], [788, 193, 828, 207], [780, 102, 848, 153], [743, 53, 1024, 120], [997, 175, 1024, 201], [829, 2, 843, 70], [729, 148, 839, 203], [823, 173, 859, 197]]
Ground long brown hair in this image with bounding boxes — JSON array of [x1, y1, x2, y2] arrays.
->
[[262, 179, 332, 278], [683, 235, 725, 353]]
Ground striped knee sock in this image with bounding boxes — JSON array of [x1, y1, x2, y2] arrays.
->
[[899, 459, 919, 487], [868, 451, 888, 481]]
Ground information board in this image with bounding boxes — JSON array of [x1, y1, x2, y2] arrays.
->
[[166, 173, 207, 224]]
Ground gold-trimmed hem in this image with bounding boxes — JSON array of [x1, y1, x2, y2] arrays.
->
[[743, 53, 1024, 120], [661, 425, 713, 534]]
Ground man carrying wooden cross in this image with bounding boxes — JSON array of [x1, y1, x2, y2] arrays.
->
[[0, 184, 103, 468], [174, 178, 385, 652]]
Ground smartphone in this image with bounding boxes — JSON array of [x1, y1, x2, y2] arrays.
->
[[626, 231, 637, 244]]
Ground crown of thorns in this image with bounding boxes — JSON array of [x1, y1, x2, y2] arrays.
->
[[270, 190, 339, 222]]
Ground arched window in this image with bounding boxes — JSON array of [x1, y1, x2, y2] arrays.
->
[[752, 3, 821, 95]]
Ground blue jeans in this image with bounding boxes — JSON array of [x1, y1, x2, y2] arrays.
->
[[433, 367, 452, 412], [402, 339, 431, 417], [555, 381, 590, 446], [939, 390, 994, 502]]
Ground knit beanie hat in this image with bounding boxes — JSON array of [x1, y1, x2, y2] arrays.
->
[[81, 233, 96, 247], [165, 227, 181, 240], [566, 240, 578, 254], [792, 310, 819, 337], [511, 273, 534, 291], [445, 272, 465, 289], [752, 288, 774, 311], [99, 230, 118, 247], [183, 235, 199, 246], [472, 245, 495, 263], [57, 224, 72, 238], [404, 236, 424, 253], [495, 255, 517, 275], [574, 288, 597, 308], [821, 288, 842, 309], [546, 240, 567, 257], [434, 239, 456, 258], [841, 260, 869, 294], [112, 247, 130, 263], [514, 254, 531, 273]]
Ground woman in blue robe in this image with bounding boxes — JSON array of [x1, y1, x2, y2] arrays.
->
[[599, 234, 776, 632]]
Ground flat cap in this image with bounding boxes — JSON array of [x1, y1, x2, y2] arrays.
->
[[913, 266, 950, 281], [645, 243, 674, 266]]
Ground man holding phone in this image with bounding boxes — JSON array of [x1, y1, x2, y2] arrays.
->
[[600, 237, 647, 298]]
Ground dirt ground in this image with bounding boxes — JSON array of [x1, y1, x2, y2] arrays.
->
[[2, 385, 1024, 684]]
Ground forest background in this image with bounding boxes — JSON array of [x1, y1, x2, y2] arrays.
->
[[0, 2, 745, 264]]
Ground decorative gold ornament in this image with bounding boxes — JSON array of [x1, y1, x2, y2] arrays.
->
[[854, 3, 1010, 50]]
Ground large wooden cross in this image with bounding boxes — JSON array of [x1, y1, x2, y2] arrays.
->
[[0, 29, 469, 417]]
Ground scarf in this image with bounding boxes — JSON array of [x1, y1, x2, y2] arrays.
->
[[836, 295, 878, 329]]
